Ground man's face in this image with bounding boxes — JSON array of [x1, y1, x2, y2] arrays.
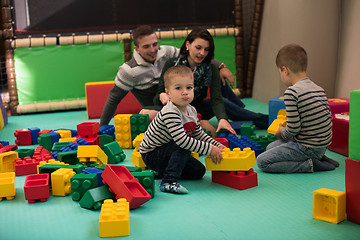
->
[[134, 33, 159, 63]]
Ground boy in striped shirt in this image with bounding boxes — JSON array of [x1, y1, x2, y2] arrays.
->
[[140, 65, 225, 194], [256, 44, 339, 173]]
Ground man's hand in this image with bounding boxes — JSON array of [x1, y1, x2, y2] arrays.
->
[[219, 68, 235, 88], [159, 93, 169, 105]]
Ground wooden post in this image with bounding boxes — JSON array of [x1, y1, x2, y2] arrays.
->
[[234, 0, 244, 96]]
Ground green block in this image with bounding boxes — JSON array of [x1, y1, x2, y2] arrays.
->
[[349, 89, 360, 161], [102, 141, 126, 164], [130, 114, 150, 141], [58, 150, 79, 165], [37, 134, 53, 151], [241, 123, 256, 137], [132, 171, 155, 198], [79, 185, 116, 210], [71, 174, 98, 201], [52, 142, 71, 152], [96, 165, 142, 172], [250, 134, 279, 149], [15, 148, 35, 159], [38, 164, 85, 181], [99, 134, 114, 149]]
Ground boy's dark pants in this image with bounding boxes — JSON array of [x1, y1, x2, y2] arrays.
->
[[141, 141, 206, 184]]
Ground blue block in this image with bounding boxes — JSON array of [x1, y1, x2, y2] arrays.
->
[[269, 96, 286, 126], [47, 131, 61, 144], [99, 125, 115, 139], [28, 127, 40, 145], [230, 121, 253, 134], [0, 141, 9, 146], [222, 134, 264, 156], [81, 167, 104, 186]]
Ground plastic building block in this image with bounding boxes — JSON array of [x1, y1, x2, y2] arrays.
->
[[0, 151, 19, 173], [102, 165, 151, 209], [345, 158, 360, 224], [14, 157, 38, 176], [0, 172, 16, 200], [59, 137, 77, 143], [15, 148, 35, 159], [99, 134, 114, 148], [328, 114, 349, 156], [99, 125, 115, 139], [99, 198, 130, 237], [24, 173, 50, 203], [191, 152, 199, 160], [28, 127, 40, 144], [38, 129, 53, 136], [37, 133, 54, 151], [85, 81, 142, 119], [132, 171, 155, 198], [0, 144, 18, 154], [212, 168, 258, 190], [77, 145, 108, 166], [58, 150, 79, 165], [268, 96, 285, 126], [327, 98, 350, 116], [219, 134, 264, 156], [268, 109, 287, 135], [82, 167, 104, 186], [39, 164, 85, 177], [132, 133, 144, 151], [131, 151, 147, 170], [79, 185, 116, 210], [130, 114, 149, 141], [230, 121, 253, 134], [71, 173, 98, 201], [313, 188, 346, 224], [77, 122, 100, 138], [214, 138, 229, 148], [52, 142, 72, 152], [33, 146, 53, 162], [114, 114, 133, 149], [51, 168, 76, 196], [349, 89, 360, 161], [102, 141, 126, 164], [250, 134, 279, 150], [0, 141, 9, 147], [205, 147, 256, 171], [81, 135, 101, 146], [240, 123, 256, 137], [14, 129, 32, 145], [54, 129, 72, 139]]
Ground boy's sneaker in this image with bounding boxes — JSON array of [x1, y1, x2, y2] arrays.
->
[[160, 182, 189, 194]]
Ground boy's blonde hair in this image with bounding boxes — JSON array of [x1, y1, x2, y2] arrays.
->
[[164, 65, 193, 89], [276, 44, 307, 73]]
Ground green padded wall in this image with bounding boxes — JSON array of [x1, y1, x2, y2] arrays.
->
[[13, 36, 235, 106], [14, 42, 124, 105], [349, 89, 360, 161]]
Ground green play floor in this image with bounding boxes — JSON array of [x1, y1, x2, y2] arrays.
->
[[0, 98, 359, 240]]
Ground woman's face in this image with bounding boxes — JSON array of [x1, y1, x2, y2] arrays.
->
[[186, 38, 210, 66]]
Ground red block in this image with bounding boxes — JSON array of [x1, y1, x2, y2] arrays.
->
[[0, 144, 18, 153], [85, 81, 142, 119], [328, 115, 349, 156], [214, 138, 229, 148], [38, 130, 53, 136], [212, 168, 258, 190], [81, 136, 100, 146], [24, 173, 50, 203], [14, 129, 32, 145], [328, 98, 350, 116], [345, 158, 360, 224], [33, 146, 52, 162], [102, 165, 151, 209], [14, 157, 38, 176], [77, 122, 100, 138]]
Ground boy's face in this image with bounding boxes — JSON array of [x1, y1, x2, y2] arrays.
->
[[165, 75, 194, 112], [134, 33, 159, 63]]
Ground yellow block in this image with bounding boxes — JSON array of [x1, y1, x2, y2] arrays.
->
[[0, 108, 4, 130], [55, 130, 72, 138], [313, 188, 346, 224], [77, 145, 108, 166], [132, 133, 144, 151], [99, 198, 130, 238], [0, 151, 19, 173], [268, 109, 287, 134], [37, 160, 68, 173], [114, 114, 133, 149], [191, 152, 199, 160], [205, 148, 256, 171], [131, 151, 147, 170], [51, 168, 76, 196], [59, 137, 77, 142], [0, 172, 15, 200]]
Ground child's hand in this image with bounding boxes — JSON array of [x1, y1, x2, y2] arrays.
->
[[274, 123, 283, 138], [210, 145, 223, 164]]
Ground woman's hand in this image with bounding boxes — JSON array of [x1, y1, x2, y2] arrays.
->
[[159, 93, 169, 105], [219, 68, 235, 88], [216, 119, 237, 136]]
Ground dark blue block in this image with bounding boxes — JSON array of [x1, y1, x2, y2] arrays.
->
[[28, 127, 40, 145]]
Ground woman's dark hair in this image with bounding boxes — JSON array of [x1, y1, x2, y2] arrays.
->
[[180, 27, 215, 64]]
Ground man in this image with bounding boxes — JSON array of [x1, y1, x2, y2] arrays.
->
[[100, 25, 234, 126]]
